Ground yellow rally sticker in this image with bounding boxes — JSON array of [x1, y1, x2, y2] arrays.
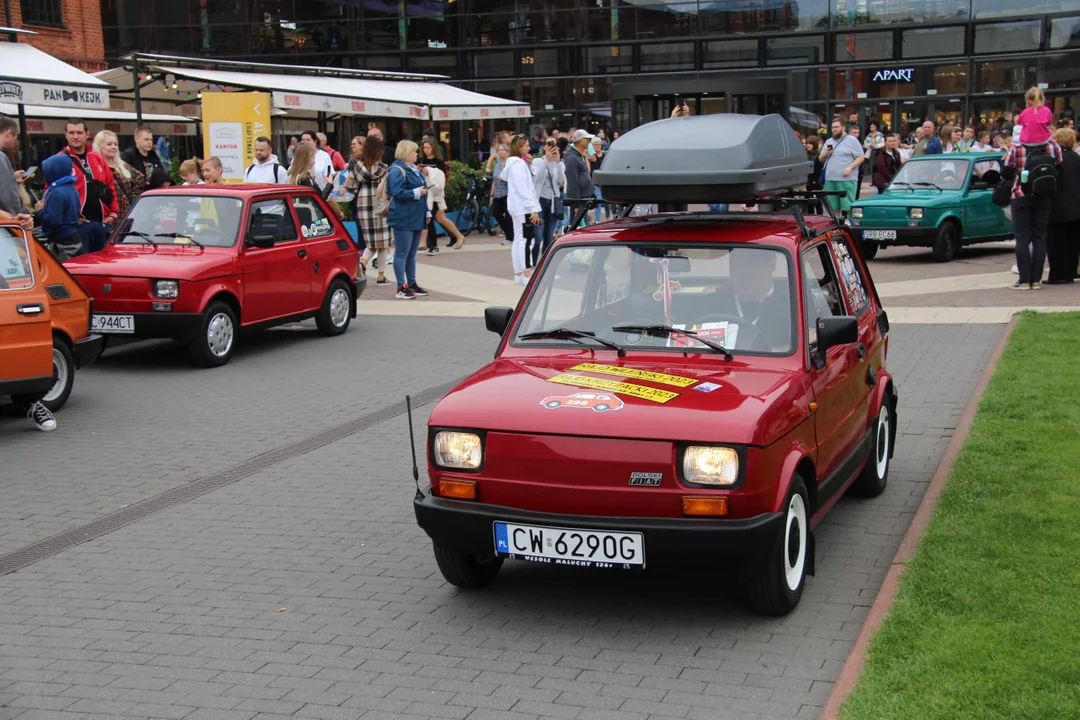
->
[[547, 373, 679, 404], [570, 363, 698, 388]]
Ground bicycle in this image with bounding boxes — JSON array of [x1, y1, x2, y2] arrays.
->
[[459, 175, 498, 237]]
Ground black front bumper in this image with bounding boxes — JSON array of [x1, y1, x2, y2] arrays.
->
[[74, 334, 106, 368], [414, 491, 784, 565], [853, 226, 938, 247]]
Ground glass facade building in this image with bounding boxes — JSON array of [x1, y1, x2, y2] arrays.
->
[[101, 1, 1080, 138]]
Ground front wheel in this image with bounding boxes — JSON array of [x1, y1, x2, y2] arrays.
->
[[315, 279, 352, 336], [189, 301, 236, 367], [849, 399, 893, 498], [460, 198, 480, 237], [932, 222, 960, 262], [860, 240, 880, 259], [433, 543, 503, 588], [41, 339, 75, 412], [746, 476, 810, 616]]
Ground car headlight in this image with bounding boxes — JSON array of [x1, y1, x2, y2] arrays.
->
[[433, 431, 483, 470], [153, 279, 179, 298], [851, 207, 863, 219], [683, 446, 739, 486], [908, 207, 924, 219]]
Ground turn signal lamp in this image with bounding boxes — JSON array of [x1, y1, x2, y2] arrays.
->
[[438, 478, 478, 500], [681, 497, 728, 517]]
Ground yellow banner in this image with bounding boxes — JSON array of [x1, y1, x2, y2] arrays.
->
[[201, 92, 271, 183], [570, 363, 698, 388], [547, 373, 679, 404]]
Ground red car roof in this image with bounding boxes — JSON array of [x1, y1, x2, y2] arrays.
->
[[140, 184, 321, 197], [554, 212, 834, 250]]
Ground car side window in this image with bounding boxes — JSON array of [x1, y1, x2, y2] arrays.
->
[[801, 243, 844, 349], [829, 235, 870, 316], [292, 197, 334, 240], [249, 199, 298, 244], [0, 228, 34, 291]]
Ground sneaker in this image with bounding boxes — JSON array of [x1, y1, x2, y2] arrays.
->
[[27, 402, 56, 432], [1009, 282, 1030, 290], [376, 275, 389, 284], [514, 274, 525, 286], [501, 239, 510, 246], [426, 247, 440, 256], [1011, 264, 1019, 274], [395, 285, 415, 299], [1031, 282, 1042, 290], [409, 283, 429, 296]]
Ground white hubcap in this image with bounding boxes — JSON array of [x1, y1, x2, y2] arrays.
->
[[206, 313, 234, 357], [784, 493, 807, 592], [330, 288, 350, 327], [875, 406, 890, 479], [43, 347, 68, 402]]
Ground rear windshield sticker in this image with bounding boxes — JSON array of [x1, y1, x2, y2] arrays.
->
[[547, 373, 679, 404], [540, 392, 624, 412], [693, 382, 722, 393], [569, 363, 698, 388]]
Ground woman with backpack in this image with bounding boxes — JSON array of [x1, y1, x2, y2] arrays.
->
[[1002, 132, 1065, 290], [350, 137, 391, 285]]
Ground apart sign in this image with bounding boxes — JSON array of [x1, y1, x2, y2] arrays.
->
[[872, 68, 914, 83]]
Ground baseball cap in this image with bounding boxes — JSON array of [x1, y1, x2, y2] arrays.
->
[[570, 129, 595, 143]]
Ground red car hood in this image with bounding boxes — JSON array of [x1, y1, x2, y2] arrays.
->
[[64, 244, 236, 281], [429, 356, 810, 446]]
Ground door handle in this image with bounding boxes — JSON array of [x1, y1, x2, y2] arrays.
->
[[297, 249, 308, 258], [17, 303, 44, 315], [856, 342, 867, 359]]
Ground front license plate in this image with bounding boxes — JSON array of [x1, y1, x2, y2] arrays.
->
[[863, 229, 897, 241], [91, 314, 135, 334], [494, 522, 645, 569]]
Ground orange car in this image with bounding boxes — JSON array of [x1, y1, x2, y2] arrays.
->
[[0, 222, 103, 414]]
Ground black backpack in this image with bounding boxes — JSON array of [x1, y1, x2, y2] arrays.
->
[[1022, 145, 1059, 198]]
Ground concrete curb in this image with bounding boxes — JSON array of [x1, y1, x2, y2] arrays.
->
[[819, 313, 1021, 720]]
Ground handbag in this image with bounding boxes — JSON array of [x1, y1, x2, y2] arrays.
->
[[547, 164, 565, 219], [992, 165, 1016, 207], [521, 219, 536, 240]]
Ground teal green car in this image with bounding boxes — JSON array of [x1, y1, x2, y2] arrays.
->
[[850, 151, 1012, 262]]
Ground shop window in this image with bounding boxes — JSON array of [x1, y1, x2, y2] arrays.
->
[[1041, 52, 1080, 90], [640, 42, 695, 72], [467, 51, 516, 78], [835, 0, 970, 26], [702, 3, 762, 33], [408, 53, 458, 76], [1050, 17, 1080, 50], [766, 36, 825, 66], [902, 26, 965, 59], [702, 39, 759, 69], [521, 47, 574, 78], [974, 0, 1080, 19], [835, 32, 894, 62], [21, 0, 63, 27], [976, 60, 1038, 94], [583, 45, 634, 75], [928, 64, 968, 96], [791, 69, 830, 104], [974, 21, 1042, 54]]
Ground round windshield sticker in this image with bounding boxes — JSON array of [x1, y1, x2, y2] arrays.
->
[[310, 223, 318, 237], [300, 225, 310, 238]]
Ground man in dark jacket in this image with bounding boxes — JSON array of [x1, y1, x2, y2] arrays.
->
[[564, 129, 594, 201], [121, 127, 165, 177], [873, 134, 903, 193]]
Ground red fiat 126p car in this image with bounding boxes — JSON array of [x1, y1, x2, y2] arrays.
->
[[64, 185, 363, 366], [414, 115, 898, 615]]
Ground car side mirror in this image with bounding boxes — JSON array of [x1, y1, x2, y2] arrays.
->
[[485, 306, 514, 336], [814, 316, 859, 366], [248, 234, 276, 248]]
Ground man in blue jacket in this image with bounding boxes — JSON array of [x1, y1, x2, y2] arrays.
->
[[38, 154, 82, 260]]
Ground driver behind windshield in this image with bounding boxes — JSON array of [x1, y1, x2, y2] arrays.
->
[[710, 249, 791, 351]]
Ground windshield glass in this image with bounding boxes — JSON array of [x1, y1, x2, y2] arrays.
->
[[514, 244, 794, 355], [0, 227, 34, 291], [890, 158, 971, 190], [115, 195, 245, 248]]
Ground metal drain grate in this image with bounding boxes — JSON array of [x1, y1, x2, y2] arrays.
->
[[0, 379, 461, 577]]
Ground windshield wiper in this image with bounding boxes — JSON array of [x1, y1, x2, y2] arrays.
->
[[612, 324, 733, 361], [117, 230, 158, 245], [155, 232, 203, 247], [908, 181, 942, 191], [519, 328, 625, 357]]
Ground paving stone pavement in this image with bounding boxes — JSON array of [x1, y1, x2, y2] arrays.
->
[[0, 321, 1004, 720]]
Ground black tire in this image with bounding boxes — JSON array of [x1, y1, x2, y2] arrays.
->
[[189, 301, 236, 368], [315, 279, 352, 336], [932, 222, 960, 262], [460, 198, 480, 237], [485, 206, 498, 236], [849, 398, 894, 498], [746, 476, 810, 616], [41, 338, 75, 412], [860, 240, 880, 259], [433, 543, 503, 588]]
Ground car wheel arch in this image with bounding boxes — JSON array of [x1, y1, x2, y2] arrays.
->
[[870, 376, 899, 459], [775, 446, 818, 515], [205, 290, 242, 325]]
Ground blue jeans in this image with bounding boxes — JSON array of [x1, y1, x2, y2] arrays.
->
[[391, 228, 423, 288], [78, 221, 109, 254], [534, 197, 560, 264]]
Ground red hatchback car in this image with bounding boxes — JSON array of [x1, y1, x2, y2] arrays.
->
[[64, 185, 362, 366], [413, 114, 898, 615]]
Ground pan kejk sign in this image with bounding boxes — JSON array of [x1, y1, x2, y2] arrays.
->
[[0, 80, 109, 110]]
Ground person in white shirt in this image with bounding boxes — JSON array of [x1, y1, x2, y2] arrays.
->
[[499, 134, 541, 286], [300, 130, 333, 190], [243, 137, 289, 183]]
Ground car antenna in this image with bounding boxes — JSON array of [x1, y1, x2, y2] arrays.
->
[[406, 395, 422, 500]]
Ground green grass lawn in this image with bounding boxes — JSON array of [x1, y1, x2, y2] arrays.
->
[[840, 312, 1080, 720]]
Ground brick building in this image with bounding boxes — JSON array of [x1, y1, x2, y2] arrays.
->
[[1, 0, 105, 71]]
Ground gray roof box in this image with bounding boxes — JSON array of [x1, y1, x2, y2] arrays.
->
[[593, 113, 811, 204]]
